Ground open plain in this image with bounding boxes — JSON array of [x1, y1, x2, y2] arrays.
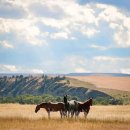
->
[[0, 104, 130, 130]]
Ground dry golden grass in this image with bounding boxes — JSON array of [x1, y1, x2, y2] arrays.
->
[[0, 104, 130, 130]]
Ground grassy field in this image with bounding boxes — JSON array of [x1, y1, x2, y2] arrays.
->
[[0, 104, 130, 130]]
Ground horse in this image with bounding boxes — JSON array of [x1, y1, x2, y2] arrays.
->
[[64, 95, 78, 118], [76, 98, 93, 119], [35, 102, 66, 119]]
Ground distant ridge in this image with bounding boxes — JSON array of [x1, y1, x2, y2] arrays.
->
[[66, 73, 130, 77]]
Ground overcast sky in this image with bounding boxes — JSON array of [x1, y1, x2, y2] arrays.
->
[[0, 0, 130, 74]]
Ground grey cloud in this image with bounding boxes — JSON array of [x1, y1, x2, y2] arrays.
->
[[29, 2, 64, 19], [0, 1, 27, 19]]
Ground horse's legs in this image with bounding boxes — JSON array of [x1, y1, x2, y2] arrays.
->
[[60, 111, 62, 119], [84, 108, 90, 119], [84, 111, 87, 119], [75, 111, 79, 119], [71, 110, 74, 118], [65, 111, 67, 118], [67, 111, 70, 118], [48, 111, 50, 119]]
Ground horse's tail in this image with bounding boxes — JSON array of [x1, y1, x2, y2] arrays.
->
[[74, 100, 79, 111]]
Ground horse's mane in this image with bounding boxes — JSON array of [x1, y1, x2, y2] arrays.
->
[[83, 98, 93, 106], [38, 102, 48, 106], [48, 102, 64, 104]]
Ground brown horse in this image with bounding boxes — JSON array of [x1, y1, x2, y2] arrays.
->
[[76, 98, 93, 119], [35, 102, 66, 119]]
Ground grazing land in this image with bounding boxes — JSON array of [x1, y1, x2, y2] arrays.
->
[[0, 104, 130, 130]]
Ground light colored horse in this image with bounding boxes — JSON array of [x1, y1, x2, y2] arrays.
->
[[64, 95, 78, 118]]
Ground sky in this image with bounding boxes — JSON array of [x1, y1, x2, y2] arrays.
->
[[0, 0, 130, 74]]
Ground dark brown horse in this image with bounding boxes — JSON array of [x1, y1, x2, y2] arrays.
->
[[35, 102, 66, 119], [76, 98, 93, 119]]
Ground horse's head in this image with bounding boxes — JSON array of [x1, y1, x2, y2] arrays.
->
[[35, 105, 40, 113], [64, 95, 68, 104], [89, 98, 93, 106]]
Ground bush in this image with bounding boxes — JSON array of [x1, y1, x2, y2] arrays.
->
[[0, 94, 124, 105]]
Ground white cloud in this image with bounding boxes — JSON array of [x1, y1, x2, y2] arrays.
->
[[4, 65, 17, 72], [97, 3, 130, 48], [0, 18, 47, 46], [31, 69, 43, 73], [90, 56, 130, 73], [60, 55, 90, 73], [0, 64, 44, 73], [120, 68, 130, 74], [88, 44, 108, 50], [50, 31, 69, 39], [94, 56, 130, 62], [94, 56, 116, 61], [74, 67, 90, 73], [81, 28, 100, 38], [0, 40, 14, 48], [109, 23, 120, 29], [0, 64, 18, 72], [114, 30, 130, 48], [0, 0, 130, 48], [1, 0, 130, 48], [98, 4, 125, 23], [60, 55, 130, 74], [37, 1, 99, 39]]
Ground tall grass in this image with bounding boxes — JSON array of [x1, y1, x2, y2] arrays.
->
[[0, 104, 130, 130]]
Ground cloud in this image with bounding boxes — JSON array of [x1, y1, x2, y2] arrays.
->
[[50, 31, 69, 39], [81, 28, 100, 38], [31, 69, 43, 73], [94, 56, 116, 61], [93, 56, 130, 61], [0, 18, 48, 46], [0, 1, 26, 19], [0, 64, 17, 72], [0, 40, 14, 48], [1, 0, 130, 48], [120, 68, 130, 74], [113, 26, 130, 48], [30, 2, 64, 19], [59, 55, 130, 74], [74, 67, 90, 73], [0, 64, 44, 73], [60, 55, 91, 73], [88, 44, 108, 50], [37, 1, 99, 39], [97, 3, 130, 48]]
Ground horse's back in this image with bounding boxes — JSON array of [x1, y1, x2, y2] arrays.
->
[[48, 102, 65, 111], [68, 100, 79, 111]]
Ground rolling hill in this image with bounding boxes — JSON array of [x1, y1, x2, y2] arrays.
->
[[67, 76, 130, 104], [68, 76, 130, 92], [0, 74, 130, 104]]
